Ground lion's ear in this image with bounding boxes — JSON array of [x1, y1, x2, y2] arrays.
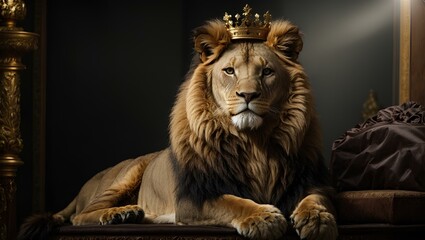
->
[[266, 20, 303, 61], [193, 20, 231, 64]]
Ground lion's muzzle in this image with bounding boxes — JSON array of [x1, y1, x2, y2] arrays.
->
[[231, 110, 263, 130]]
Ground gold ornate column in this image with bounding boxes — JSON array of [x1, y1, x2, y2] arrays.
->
[[0, 0, 38, 239]]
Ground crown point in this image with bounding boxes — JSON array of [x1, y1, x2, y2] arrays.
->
[[223, 4, 271, 41]]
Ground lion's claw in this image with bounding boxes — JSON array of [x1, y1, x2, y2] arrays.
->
[[290, 203, 338, 240], [99, 205, 144, 225]]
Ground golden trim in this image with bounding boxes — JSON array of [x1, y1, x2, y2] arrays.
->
[[399, 0, 411, 104], [0, 71, 23, 156], [0, 0, 38, 238], [0, 0, 26, 29]]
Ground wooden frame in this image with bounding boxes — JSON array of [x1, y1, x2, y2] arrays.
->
[[399, 0, 425, 105], [399, 0, 411, 104]]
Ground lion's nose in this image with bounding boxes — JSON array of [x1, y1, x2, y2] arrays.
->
[[236, 91, 261, 103]]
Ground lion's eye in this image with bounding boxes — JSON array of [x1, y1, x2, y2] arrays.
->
[[262, 68, 273, 76], [223, 67, 235, 75]]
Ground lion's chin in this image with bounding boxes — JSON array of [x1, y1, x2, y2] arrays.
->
[[231, 111, 263, 130]]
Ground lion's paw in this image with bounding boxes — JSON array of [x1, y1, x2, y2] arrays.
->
[[290, 203, 338, 240], [232, 204, 287, 240], [99, 205, 145, 225]]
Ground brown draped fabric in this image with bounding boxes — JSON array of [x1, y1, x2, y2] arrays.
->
[[331, 102, 425, 192]]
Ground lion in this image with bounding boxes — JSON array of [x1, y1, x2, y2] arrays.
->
[[19, 16, 338, 240]]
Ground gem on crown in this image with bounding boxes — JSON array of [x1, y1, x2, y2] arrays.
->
[[223, 4, 271, 41]]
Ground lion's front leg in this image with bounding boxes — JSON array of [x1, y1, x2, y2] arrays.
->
[[177, 194, 287, 240], [290, 194, 338, 240]]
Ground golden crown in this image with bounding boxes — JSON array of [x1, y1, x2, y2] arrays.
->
[[223, 4, 271, 41]]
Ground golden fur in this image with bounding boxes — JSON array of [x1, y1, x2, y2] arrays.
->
[[19, 20, 338, 240]]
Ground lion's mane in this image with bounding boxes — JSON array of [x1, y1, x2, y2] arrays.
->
[[169, 20, 330, 217], [17, 18, 337, 240]]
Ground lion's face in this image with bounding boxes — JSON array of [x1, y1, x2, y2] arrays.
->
[[171, 20, 313, 156], [211, 43, 290, 130]]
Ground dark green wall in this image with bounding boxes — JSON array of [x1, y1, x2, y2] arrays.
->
[[44, 1, 183, 214], [280, 0, 395, 159]]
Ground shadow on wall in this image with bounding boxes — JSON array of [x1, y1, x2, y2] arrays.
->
[[42, 1, 183, 218]]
